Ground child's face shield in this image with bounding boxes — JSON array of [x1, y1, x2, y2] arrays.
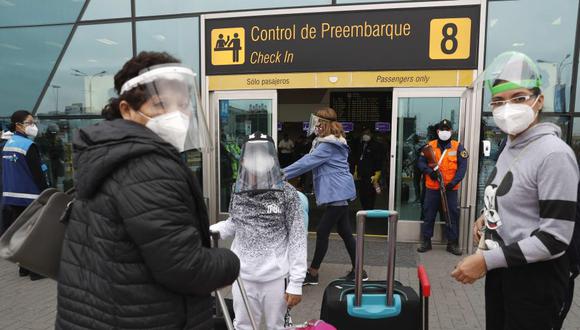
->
[[120, 64, 213, 152], [235, 140, 284, 193]]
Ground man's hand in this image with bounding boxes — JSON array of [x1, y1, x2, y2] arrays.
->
[[285, 293, 302, 308], [451, 253, 487, 284], [428, 171, 438, 180], [445, 183, 455, 191], [370, 171, 381, 184], [473, 216, 484, 244]]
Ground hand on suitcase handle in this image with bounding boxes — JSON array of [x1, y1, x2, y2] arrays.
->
[[285, 293, 302, 308]]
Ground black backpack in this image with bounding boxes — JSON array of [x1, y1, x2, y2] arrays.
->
[[566, 181, 580, 278]]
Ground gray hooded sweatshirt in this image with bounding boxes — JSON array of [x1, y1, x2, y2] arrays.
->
[[483, 123, 579, 270]]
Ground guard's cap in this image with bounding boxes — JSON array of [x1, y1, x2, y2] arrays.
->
[[439, 119, 452, 130]]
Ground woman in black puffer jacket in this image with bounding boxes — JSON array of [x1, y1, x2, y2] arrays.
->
[[56, 51, 240, 330]]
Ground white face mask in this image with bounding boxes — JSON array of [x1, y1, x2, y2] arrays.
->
[[25, 125, 38, 138], [492, 100, 538, 136], [438, 130, 452, 141], [141, 111, 190, 152], [362, 134, 371, 142]]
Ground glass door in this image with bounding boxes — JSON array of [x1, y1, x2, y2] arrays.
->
[[390, 88, 466, 241], [211, 90, 277, 219]]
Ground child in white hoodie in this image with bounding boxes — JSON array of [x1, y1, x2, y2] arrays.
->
[[210, 132, 307, 330]]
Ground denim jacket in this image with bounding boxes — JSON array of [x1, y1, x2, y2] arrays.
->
[[283, 135, 356, 205]]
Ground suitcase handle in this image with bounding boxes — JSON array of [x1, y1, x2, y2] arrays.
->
[[417, 265, 430, 298], [354, 210, 398, 308], [211, 232, 258, 330]]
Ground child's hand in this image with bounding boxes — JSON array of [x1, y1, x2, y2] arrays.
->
[[284, 293, 302, 308]]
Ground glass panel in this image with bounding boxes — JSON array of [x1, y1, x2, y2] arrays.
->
[[35, 117, 102, 190], [219, 99, 273, 212], [136, 0, 330, 16], [0, 0, 85, 27], [395, 97, 460, 221], [36, 23, 132, 115], [136, 17, 199, 77], [572, 118, 580, 161], [576, 57, 580, 112], [486, 0, 579, 113], [82, 0, 131, 21], [0, 25, 72, 116]]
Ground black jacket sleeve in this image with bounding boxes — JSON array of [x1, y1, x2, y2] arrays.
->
[[26, 144, 48, 190], [116, 160, 240, 296]]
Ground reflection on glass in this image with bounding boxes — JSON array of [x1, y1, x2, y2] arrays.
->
[[35, 118, 101, 191], [0, 0, 85, 27], [36, 23, 132, 115], [219, 99, 273, 212], [0, 25, 72, 115], [395, 97, 460, 221], [576, 58, 580, 112], [82, 0, 131, 20], [136, 17, 200, 77], [136, 0, 330, 16], [486, 0, 578, 113], [572, 118, 580, 161]]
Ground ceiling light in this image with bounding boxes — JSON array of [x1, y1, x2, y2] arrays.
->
[[0, 0, 15, 7], [512, 42, 525, 47], [88, 59, 98, 63], [0, 43, 21, 50], [44, 41, 63, 48], [552, 17, 561, 25], [153, 34, 166, 41], [490, 19, 498, 27], [96, 38, 118, 46]]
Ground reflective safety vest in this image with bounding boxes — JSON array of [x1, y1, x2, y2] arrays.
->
[[425, 140, 460, 191], [2, 134, 44, 206]]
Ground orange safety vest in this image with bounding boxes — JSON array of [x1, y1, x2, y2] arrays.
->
[[425, 140, 460, 191]]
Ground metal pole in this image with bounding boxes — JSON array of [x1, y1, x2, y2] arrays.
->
[[215, 290, 234, 330], [386, 211, 398, 306], [354, 211, 366, 306], [236, 279, 258, 330]]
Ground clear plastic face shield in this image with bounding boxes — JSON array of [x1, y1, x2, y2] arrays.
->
[[234, 135, 284, 194], [120, 64, 212, 152], [308, 114, 330, 136], [469, 51, 543, 111]]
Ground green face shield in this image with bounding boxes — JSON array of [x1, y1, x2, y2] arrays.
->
[[478, 51, 543, 96]]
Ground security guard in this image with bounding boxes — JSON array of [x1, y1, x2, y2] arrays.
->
[[416, 119, 468, 255]]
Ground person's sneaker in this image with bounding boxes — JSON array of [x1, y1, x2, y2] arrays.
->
[[343, 269, 369, 282], [446, 242, 463, 256], [303, 271, 319, 286], [417, 239, 432, 253]]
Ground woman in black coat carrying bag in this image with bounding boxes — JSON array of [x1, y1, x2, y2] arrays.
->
[[56, 52, 240, 330]]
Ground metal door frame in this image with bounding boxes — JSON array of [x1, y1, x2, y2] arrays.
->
[[389, 87, 472, 243], [207, 90, 278, 223]]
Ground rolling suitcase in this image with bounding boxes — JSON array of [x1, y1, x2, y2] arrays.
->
[[319, 210, 431, 330]]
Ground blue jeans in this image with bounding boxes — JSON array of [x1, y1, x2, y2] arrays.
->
[[421, 189, 459, 241]]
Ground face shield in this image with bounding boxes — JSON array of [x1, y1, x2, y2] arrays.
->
[[120, 64, 212, 152], [469, 51, 542, 111], [234, 133, 283, 194], [308, 114, 331, 136]]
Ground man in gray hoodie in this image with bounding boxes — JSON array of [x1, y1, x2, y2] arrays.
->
[[452, 51, 578, 329]]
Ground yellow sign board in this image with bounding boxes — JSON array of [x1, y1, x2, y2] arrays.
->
[[429, 18, 472, 60], [211, 27, 246, 65], [208, 70, 475, 90]]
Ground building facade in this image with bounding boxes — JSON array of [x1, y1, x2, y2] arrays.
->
[[1, 0, 579, 252]]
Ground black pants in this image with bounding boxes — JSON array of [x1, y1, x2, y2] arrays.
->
[[485, 256, 569, 330], [1, 205, 26, 235], [311, 205, 357, 269], [359, 178, 376, 210]]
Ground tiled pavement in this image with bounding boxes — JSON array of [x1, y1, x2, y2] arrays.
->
[[2, 238, 580, 329]]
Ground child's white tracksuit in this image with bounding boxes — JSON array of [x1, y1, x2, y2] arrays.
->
[[210, 182, 307, 330]]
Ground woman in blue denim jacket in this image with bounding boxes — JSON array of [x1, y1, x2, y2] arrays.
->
[[283, 107, 365, 285]]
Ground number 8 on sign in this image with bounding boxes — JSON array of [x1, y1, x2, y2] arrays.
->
[[429, 18, 471, 60]]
